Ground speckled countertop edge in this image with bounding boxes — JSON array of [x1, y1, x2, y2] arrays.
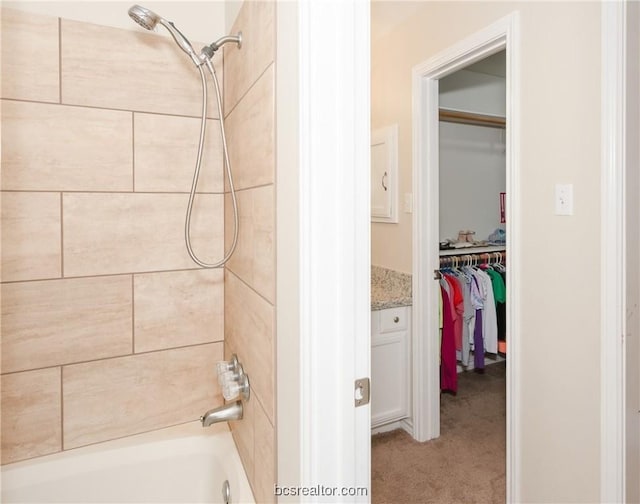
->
[[371, 265, 412, 311]]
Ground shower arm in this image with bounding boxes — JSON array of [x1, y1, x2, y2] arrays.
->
[[201, 33, 242, 60]]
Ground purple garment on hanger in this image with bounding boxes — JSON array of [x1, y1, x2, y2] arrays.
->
[[474, 308, 485, 371]]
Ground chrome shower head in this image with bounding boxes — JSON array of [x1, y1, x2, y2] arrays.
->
[[128, 4, 201, 66], [128, 4, 158, 30]]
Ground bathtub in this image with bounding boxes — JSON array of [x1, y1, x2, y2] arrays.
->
[[1, 421, 255, 504]]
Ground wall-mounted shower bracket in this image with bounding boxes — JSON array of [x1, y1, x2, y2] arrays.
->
[[201, 32, 242, 60]]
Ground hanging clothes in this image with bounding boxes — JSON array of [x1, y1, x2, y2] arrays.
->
[[437, 254, 507, 386], [439, 285, 458, 394]]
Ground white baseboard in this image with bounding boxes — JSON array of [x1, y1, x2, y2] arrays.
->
[[371, 417, 413, 437], [457, 353, 506, 373]]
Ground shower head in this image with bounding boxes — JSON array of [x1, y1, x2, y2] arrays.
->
[[128, 5, 201, 66], [128, 4, 158, 30]]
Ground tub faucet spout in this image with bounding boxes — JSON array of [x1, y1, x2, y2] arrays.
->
[[200, 400, 243, 427]]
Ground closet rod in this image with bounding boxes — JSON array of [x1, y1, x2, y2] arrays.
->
[[439, 251, 506, 268], [439, 108, 506, 129]]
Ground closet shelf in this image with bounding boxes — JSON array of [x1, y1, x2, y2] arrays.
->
[[439, 245, 506, 257], [439, 108, 506, 129]]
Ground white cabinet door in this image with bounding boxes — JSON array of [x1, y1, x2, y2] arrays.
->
[[371, 125, 398, 223], [371, 307, 410, 428]]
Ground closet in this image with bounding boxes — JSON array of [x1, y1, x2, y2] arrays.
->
[[438, 50, 507, 390]]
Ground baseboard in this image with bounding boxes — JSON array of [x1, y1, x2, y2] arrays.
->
[[371, 417, 413, 436], [457, 353, 506, 373]]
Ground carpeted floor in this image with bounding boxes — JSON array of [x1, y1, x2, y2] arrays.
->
[[372, 361, 506, 504]]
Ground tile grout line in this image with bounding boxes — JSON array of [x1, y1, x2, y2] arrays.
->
[[131, 274, 135, 354], [0, 189, 226, 196], [58, 17, 62, 104], [224, 61, 275, 120], [0, 97, 222, 121], [60, 193, 64, 278], [60, 366, 65, 451], [227, 268, 274, 308], [0, 266, 222, 285], [132, 112, 136, 192], [0, 341, 225, 377]]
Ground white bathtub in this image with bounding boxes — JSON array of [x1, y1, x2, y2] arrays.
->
[[1, 422, 254, 504]]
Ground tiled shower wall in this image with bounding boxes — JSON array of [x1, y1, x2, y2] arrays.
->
[[1, 9, 226, 464], [223, 2, 276, 503]]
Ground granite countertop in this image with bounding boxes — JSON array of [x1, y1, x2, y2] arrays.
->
[[371, 266, 412, 311]]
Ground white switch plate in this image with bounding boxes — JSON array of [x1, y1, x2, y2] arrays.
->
[[404, 193, 413, 213], [555, 184, 573, 215]]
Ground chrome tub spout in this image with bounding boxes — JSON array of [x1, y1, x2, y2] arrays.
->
[[200, 400, 243, 427]]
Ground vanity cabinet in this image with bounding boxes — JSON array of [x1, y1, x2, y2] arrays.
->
[[371, 305, 411, 428]]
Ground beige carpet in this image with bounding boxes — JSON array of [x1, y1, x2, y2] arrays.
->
[[372, 361, 506, 504]]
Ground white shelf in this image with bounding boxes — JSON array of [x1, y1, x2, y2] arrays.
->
[[439, 245, 506, 256]]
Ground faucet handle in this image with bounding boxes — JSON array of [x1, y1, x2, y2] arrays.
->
[[216, 354, 240, 376], [222, 372, 250, 401]]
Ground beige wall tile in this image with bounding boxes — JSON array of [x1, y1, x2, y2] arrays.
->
[[224, 1, 275, 114], [225, 270, 274, 423], [61, 19, 221, 118], [63, 343, 222, 449], [225, 64, 275, 190], [229, 388, 255, 485], [1, 192, 61, 282], [1, 368, 62, 464], [1, 8, 59, 102], [134, 269, 223, 353], [225, 186, 275, 303], [63, 193, 223, 277], [1, 277, 132, 374], [254, 404, 276, 504], [1, 101, 132, 191], [134, 113, 222, 193]]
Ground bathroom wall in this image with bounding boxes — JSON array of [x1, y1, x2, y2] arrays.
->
[[371, 2, 602, 501], [1, 7, 226, 464], [222, 1, 276, 503]]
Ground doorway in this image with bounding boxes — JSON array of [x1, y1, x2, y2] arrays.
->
[[411, 15, 519, 501]]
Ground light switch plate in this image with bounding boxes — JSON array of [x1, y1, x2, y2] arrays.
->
[[555, 184, 573, 216], [404, 193, 413, 213]]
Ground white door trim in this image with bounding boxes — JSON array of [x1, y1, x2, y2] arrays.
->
[[411, 12, 521, 503], [600, 1, 627, 502], [297, 0, 371, 501]]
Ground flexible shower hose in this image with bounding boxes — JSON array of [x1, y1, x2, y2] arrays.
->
[[184, 56, 239, 268]]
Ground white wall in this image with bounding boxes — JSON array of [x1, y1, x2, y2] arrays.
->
[[371, 2, 602, 502], [3, 1, 226, 44], [439, 122, 505, 242]]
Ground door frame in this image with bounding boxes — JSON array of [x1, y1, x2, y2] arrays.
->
[[411, 12, 521, 502], [280, 0, 372, 501], [600, 1, 633, 502]]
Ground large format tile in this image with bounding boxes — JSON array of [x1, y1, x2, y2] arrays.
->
[[134, 269, 223, 353], [224, 1, 275, 114], [1, 8, 59, 102], [1, 368, 62, 464], [225, 186, 275, 303], [1, 101, 132, 191], [229, 386, 255, 485], [224, 270, 274, 423], [225, 65, 275, 190], [63, 343, 222, 449], [134, 113, 223, 193], [1, 276, 132, 373], [61, 19, 221, 117], [63, 193, 224, 277], [1, 192, 61, 282], [254, 404, 276, 504]]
